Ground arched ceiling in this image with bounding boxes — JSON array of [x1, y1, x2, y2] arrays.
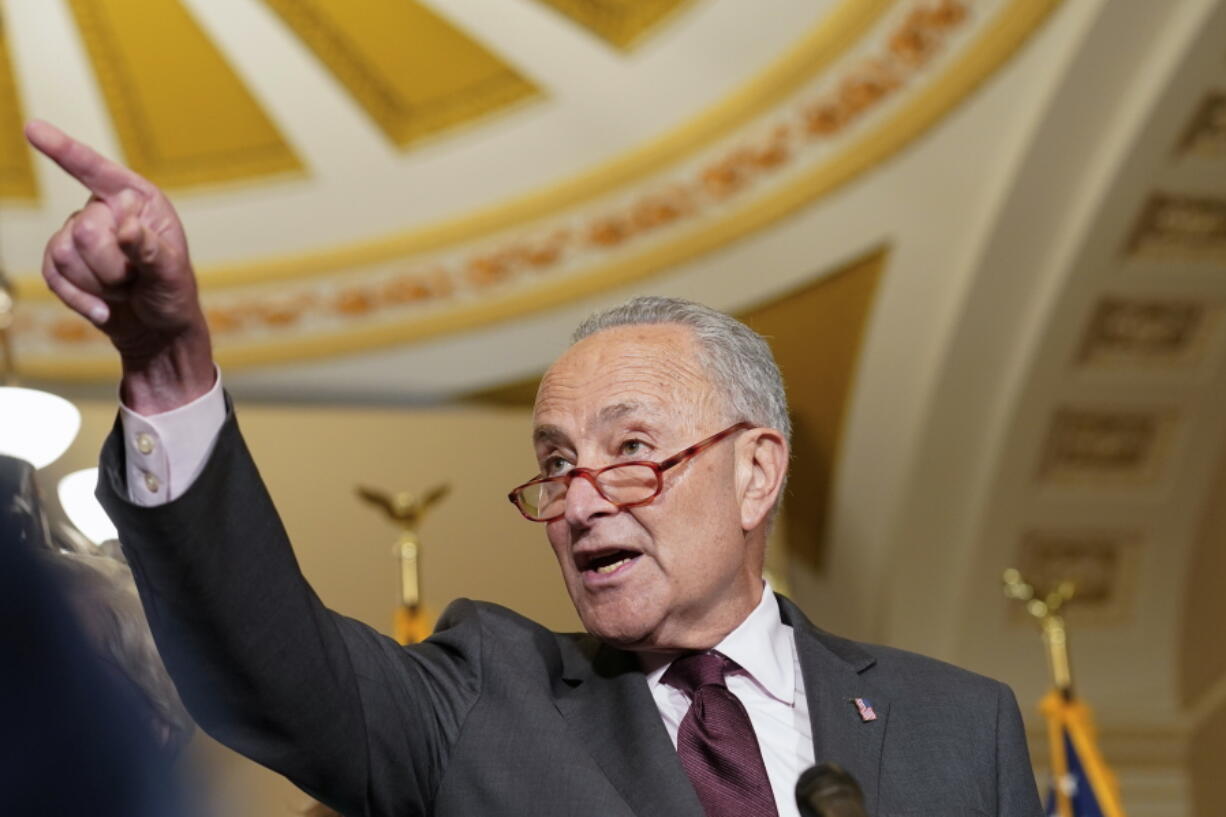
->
[[2, 0, 1057, 382], [6, 2, 1226, 813]]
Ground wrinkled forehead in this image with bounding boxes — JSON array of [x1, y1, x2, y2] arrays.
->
[[533, 324, 721, 436]]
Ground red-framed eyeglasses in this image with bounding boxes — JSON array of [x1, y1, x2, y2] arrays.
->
[[508, 421, 754, 522]]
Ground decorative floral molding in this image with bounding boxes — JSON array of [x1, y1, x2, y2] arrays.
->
[[1178, 91, 1226, 158], [15, 0, 1065, 375], [1077, 296, 1212, 368], [1128, 193, 1226, 260], [1038, 407, 1173, 484]]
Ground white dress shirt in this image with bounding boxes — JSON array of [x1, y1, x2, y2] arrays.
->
[[642, 583, 813, 817], [118, 368, 226, 506], [119, 379, 816, 814]]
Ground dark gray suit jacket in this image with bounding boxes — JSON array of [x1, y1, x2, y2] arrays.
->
[[98, 410, 1042, 817]]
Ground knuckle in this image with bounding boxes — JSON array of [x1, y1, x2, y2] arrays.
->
[[49, 237, 78, 268], [71, 216, 101, 245], [114, 188, 145, 213]]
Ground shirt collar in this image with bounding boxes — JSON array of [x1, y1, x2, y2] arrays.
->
[[642, 581, 796, 705]]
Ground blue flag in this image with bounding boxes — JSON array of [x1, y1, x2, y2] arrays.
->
[[1041, 692, 1124, 817]]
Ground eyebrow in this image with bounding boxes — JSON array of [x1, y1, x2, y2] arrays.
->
[[533, 425, 568, 447], [598, 402, 642, 424]]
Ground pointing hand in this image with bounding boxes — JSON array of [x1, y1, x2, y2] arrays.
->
[[27, 121, 214, 412]]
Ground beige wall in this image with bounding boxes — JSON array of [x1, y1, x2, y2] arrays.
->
[[1181, 450, 1226, 708], [42, 396, 578, 815], [1190, 700, 1226, 817], [1183, 449, 1226, 817]]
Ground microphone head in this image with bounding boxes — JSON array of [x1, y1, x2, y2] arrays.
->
[[795, 763, 867, 817]]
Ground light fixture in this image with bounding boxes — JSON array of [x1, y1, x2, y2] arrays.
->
[[0, 270, 81, 468], [57, 467, 117, 545], [0, 386, 81, 469]]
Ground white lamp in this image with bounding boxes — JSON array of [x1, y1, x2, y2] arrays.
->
[[0, 386, 81, 468], [58, 467, 117, 545], [0, 272, 82, 468]]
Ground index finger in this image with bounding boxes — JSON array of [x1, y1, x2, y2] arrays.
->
[[25, 120, 151, 200]]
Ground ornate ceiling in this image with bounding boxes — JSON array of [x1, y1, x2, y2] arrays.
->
[[1, 0, 1056, 379]]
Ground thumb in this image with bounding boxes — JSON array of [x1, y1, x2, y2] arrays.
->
[[116, 215, 165, 269]]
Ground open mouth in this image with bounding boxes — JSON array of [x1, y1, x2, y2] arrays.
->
[[577, 548, 642, 576]]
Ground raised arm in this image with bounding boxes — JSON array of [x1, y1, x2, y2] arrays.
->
[[27, 120, 214, 413], [28, 123, 478, 816]]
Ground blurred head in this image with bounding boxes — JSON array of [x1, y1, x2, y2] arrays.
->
[[531, 297, 790, 652], [46, 548, 194, 754]]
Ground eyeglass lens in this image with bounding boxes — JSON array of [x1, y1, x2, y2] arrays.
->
[[517, 464, 659, 519]]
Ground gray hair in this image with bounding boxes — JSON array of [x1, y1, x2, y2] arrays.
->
[[572, 296, 792, 446]]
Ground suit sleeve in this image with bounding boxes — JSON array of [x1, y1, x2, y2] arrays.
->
[[995, 683, 1044, 817], [96, 403, 481, 817]]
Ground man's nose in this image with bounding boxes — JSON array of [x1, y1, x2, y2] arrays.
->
[[563, 472, 618, 528]]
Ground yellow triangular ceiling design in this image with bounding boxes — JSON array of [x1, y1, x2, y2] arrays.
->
[[533, 0, 696, 50], [745, 248, 884, 573], [65, 0, 301, 189], [260, 0, 539, 149]]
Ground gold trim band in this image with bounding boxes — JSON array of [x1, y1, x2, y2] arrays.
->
[[18, 0, 1063, 378], [15, 0, 892, 297]]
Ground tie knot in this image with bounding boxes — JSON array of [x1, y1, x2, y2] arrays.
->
[[662, 651, 734, 695]]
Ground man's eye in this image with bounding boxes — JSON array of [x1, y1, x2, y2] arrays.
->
[[543, 456, 572, 476], [619, 439, 646, 457]]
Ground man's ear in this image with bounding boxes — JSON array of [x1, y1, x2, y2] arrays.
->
[[735, 428, 788, 532]]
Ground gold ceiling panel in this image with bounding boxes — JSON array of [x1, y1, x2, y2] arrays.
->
[[1127, 193, 1226, 261], [1178, 92, 1226, 158], [532, 0, 695, 50], [1038, 407, 1174, 484], [261, 0, 539, 149], [742, 249, 884, 571], [65, 0, 301, 189], [1077, 296, 1213, 368], [1011, 530, 1139, 625], [0, 11, 36, 200]]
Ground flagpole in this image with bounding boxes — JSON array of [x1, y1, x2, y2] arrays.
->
[[356, 482, 450, 645], [1003, 569, 1127, 817], [1002, 569, 1076, 695], [1041, 613, 1073, 700]]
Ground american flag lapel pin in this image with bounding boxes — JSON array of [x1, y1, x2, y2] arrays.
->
[[852, 697, 877, 722]]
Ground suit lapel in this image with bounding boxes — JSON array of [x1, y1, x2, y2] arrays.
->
[[778, 596, 890, 816], [553, 638, 704, 817]]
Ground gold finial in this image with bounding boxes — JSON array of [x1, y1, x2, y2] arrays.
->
[[357, 483, 450, 608], [1003, 568, 1077, 697]]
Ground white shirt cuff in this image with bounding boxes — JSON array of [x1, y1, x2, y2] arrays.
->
[[118, 367, 226, 506]]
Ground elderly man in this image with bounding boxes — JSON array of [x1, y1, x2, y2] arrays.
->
[[29, 121, 1041, 817]]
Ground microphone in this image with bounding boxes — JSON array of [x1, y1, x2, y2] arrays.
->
[[795, 763, 868, 817]]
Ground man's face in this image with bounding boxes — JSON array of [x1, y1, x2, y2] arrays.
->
[[532, 324, 762, 652]]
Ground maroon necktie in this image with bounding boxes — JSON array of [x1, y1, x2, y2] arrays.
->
[[663, 652, 779, 817]]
